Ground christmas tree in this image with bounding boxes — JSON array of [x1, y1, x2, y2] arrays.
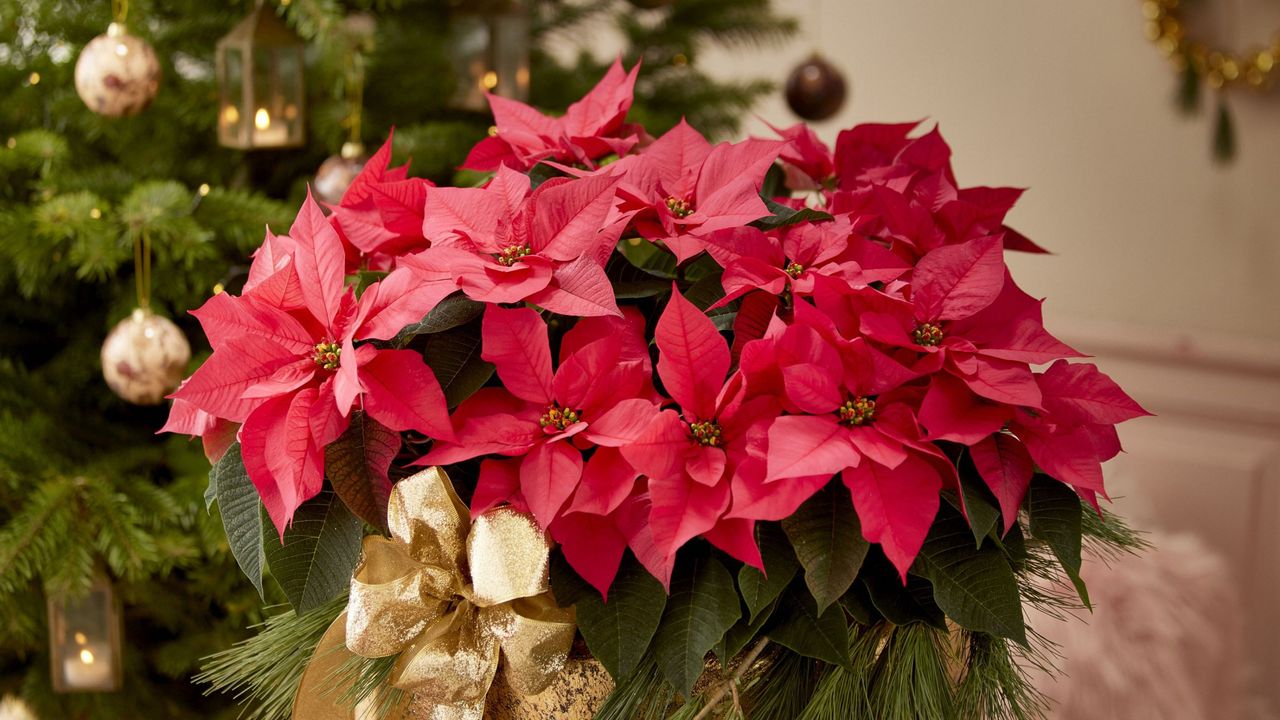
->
[[0, 0, 795, 716]]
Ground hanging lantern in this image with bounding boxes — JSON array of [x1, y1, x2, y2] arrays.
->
[[47, 571, 123, 693], [450, 0, 531, 111], [216, 3, 306, 149]]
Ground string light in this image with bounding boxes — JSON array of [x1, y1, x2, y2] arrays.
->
[[27, 72, 40, 85], [197, 183, 211, 196], [1142, 0, 1279, 91], [89, 208, 102, 219]]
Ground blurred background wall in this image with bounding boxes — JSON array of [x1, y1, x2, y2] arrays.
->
[[695, 0, 1280, 708]]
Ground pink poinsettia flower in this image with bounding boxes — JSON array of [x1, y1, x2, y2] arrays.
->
[[158, 391, 238, 464], [620, 288, 782, 582], [613, 119, 783, 263], [704, 218, 909, 308], [409, 167, 626, 317], [462, 58, 642, 172], [965, 360, 1149, 521], [328, 130, 434, 263], [767, 120, 835, 191], [822, 237, 1081, 414], [168, 193, 455, 532], [416, 306, 660, 533]]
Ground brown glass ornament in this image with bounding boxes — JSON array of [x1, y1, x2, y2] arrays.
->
[[785, 53, 847, 121]]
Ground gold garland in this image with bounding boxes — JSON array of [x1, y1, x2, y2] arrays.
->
[[1142, 0, 1278, 91]]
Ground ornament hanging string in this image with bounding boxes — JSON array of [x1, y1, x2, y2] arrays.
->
[[133, 229, 152, 311], [112, 0, 127, 24]]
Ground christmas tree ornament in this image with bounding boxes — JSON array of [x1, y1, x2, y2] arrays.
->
[[73, 21, 161, 118], [785, 52, 847, 121], [47, 570, 123, 693], [216, 2, 306, 149], [314, 142, 368, 204], [100, 307, 191, 405]]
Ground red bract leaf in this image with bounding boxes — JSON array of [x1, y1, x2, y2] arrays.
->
[[918, 374, 1011, 444], [1019, 424, 1107, 493], [352, 266, 457, 341], [520, 441, 583, 530], [703, 518, 763, 571], [1037, 360, 1150, 425], [171, 334, 300, 422], [765, 415, 860, 482], [970, 433, 1034, 534], [532, 173, 621, 261], [528, 254, 621, 318], [472, 458, 522, 517], [561, 57, 640, 138], [190, 292, 313, 355], [655, 287, 729, 420], [239, 394, 298, 534], [568, 447, 639, 516], [912, 236, 1005, 321], [551, 512, 629, 599], [358, 349, 454, 440], [648, 473, 731, 558], [480, 306, 554, 406], [289, 191, 347, 331], [843, 454, 943, 582]]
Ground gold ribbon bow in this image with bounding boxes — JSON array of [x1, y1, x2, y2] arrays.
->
[[293, 468, 575, 720]]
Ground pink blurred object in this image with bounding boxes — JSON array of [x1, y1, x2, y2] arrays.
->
[[1028, 531, 1276, 720]]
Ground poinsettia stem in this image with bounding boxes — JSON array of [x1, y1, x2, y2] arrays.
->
[[690, 637, 772, 720]]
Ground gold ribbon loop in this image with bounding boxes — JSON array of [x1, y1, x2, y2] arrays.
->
[[296, 467, 575, 719]]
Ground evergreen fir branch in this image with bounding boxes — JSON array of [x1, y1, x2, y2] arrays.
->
[[865, 624, 956, 720], [197, 595, 346, 720], [1081, 507, 1149, 560], [593, 654, 679, 720], [0, 475, 78, 594], [738, 649, 820, 720]]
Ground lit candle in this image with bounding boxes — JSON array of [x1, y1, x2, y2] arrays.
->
[[62, 644, 113, 689], [252, 107, 288, 146]]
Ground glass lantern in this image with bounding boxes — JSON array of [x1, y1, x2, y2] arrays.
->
[[450, 0, 531, 111], [47, 571, 123, 693], [216, 3, 306, 149]]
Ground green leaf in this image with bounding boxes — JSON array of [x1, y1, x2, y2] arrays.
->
[[782, 483, 869, 613], [1027, 474, 1089, 607], [752, 197, 834, 231], [324, 411, 400, 532], [549, 550, 595, 607], [717, 596, 777, 662], [212, 442, 266, 598], [618, 237, 677, 278], [737, 523, 798, 622], [423, 322, 495, 408], [392, 292, 484, 346], [204, 470, 218, 513], [575, 556, 668, 680], [263, 489, 363, 614], [840, 583, 881, 626], [651, 552, 741, 696], [947, 457, 1000, 547], [527, 162, 567, 189], [605, 252, 670, 298], [767, 587, 851, 667], [914, 505, 1027, 645], [861, 553, 946, 630]]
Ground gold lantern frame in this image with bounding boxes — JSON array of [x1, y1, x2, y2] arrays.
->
[[47, 569, 124, 693], [450, 0, 531, 111], [216, 3, 307, 149]]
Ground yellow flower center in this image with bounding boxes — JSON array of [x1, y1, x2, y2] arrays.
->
[[539, 405, 582, 432], [689, 420, 723, 447], [837, 396, 876, 426], [665, 196, 694, 218], [313, 341, 341, 370], [784, 262, 805, 278], [496, 244, 532, 266], [912, 322, 944, 347]]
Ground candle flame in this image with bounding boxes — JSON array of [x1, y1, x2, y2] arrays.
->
[[222, 105, 240, 125], [254, 108, 271, 130], [79, 649, 95, 665], [74, 632, 87, 645]]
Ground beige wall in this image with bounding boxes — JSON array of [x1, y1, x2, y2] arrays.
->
[[701, 0, 1280, 342]]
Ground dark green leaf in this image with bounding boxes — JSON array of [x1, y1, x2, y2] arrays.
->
[[527, 162, 567, 189], [605, 251, 669, 299], [212, 442, 266, 598], [576, 555, 669, 680], [618, 237, 677, 278], [862, 553, 946, 630], [767, 587, 851, 667], [549, 550, 595, 607], [392, 292, 484, 346], [782, 483, 869, 613], [1027, 474, 1089, 607], [914, 505, 1027, 645], [738, 523, 798, 622], [651, 553, 741, 696], [1213, 99, 1236, 163], [946, 457, 1000, 547], [760, 163, 787, 200], [840, 582, 882, 626], [263, 490, 363, 613], [204, 469, 218, 512], [423, 322, 495, 408], [752, 197, 834, 231], [717, 596, 777, 662], [1177, 57, 1201, 114], [324, 411, 399, 532]]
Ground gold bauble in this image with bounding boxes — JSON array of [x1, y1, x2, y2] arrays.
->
[[313, 146, 368, 205], [74, 23, 161, 118], [100, 308, 190, 405]]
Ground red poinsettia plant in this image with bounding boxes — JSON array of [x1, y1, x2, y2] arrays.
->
[[175, 60, 1148, 716]]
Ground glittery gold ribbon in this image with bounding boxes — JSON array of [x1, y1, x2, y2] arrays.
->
[[292, 467, 576, 720]]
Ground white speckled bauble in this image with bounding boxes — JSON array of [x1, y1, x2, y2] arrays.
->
[[74, 23, 161, 118], [101, 308, 190, 405], [313, 141, 368, 205]]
